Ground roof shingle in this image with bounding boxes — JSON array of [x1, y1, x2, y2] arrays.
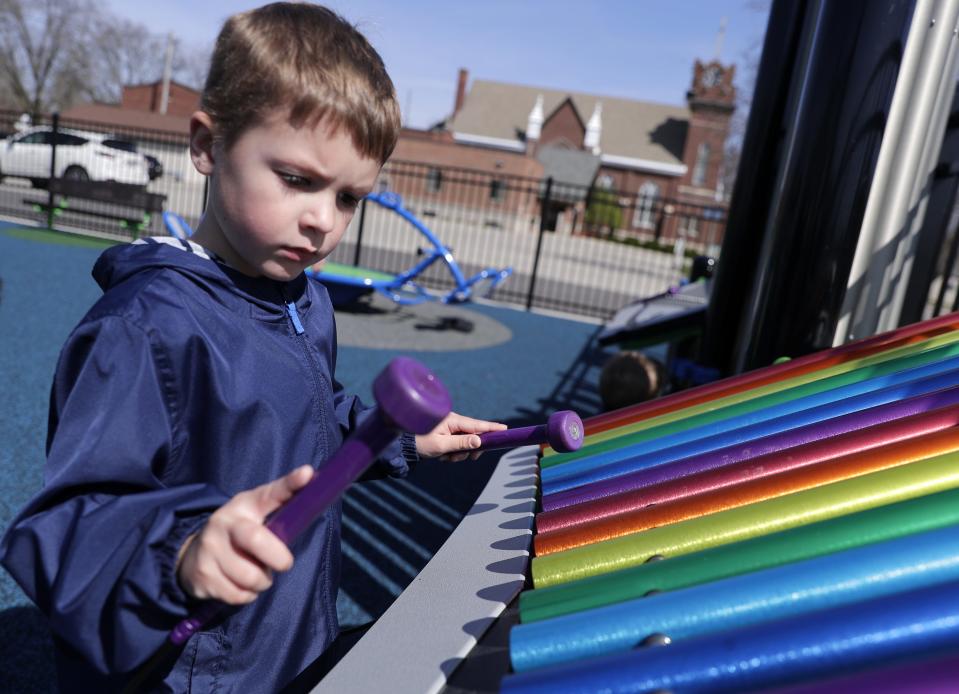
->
[[450, 80, 690, 166]]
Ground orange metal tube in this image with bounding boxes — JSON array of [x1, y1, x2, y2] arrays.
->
[[533, 426, 959, 556]]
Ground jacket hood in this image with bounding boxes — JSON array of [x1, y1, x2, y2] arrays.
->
[[92, 240, 315, 317]]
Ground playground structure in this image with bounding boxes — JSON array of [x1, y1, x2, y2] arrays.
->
[[308, 191, 512, 306], [163, 191, 513, 307]]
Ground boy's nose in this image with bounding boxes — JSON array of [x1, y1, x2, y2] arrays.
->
[[302, 194, 336, 236]]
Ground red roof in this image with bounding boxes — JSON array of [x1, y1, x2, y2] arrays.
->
[[60, 103, 190, 138]]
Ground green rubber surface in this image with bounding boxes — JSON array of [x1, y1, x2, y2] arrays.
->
[[317, 261, 395, 282], [0, 225, 117, 249]]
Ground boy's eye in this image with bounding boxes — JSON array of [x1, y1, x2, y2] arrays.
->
[[339, 193, 361, 209], [279, 172, 311, 187]]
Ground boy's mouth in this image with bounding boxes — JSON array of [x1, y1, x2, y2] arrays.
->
[[278, 246, 318, 263]]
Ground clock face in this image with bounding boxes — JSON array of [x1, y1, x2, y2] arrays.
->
[[703, 66, 722, 88]]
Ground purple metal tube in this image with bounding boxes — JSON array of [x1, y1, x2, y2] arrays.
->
[[768, 651, 959, 693], [542, 384, 959, 512], [478, 410, 583, 453]]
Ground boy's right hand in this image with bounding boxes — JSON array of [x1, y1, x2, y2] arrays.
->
[[176, 465, 314, 605]]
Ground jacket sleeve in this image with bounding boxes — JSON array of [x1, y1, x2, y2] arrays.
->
[[0, 315, 230, 675], [331, 374, 418, 479], [326, 308, 417, 478]]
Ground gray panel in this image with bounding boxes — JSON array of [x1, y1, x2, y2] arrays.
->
[[312, 446, 537, 693]]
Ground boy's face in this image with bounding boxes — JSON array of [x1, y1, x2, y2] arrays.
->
[[190, 110, 381, 281]]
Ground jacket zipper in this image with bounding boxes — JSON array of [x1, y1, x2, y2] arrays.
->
[[279, 291, 324, 442], [280, 287, 338, 630], [279, 290, 331, 457], [285, 301, 305, 335]]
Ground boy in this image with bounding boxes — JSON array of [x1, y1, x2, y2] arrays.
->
[[0, 3, 504, 691]]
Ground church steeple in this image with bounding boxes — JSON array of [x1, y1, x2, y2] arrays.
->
[[526, 94, 544, 142], [713, 16, 728, 61], [584, 102, 602, 154], [681, 57, 736, 195]]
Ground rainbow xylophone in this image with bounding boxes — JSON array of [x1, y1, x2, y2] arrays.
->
[[502, 311, 959, 693]]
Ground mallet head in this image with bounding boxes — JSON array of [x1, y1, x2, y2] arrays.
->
[[373, 356, 452, 434], [546, 410, 584, 453]]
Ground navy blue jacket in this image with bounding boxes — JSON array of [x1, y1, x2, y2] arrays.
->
[[1, 240, 412, 691]]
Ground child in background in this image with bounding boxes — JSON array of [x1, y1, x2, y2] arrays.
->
[[599, 350, 667, 411], [0, 4, 504, 691]]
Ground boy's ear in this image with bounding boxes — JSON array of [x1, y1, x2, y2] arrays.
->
[[189, 111, 217, 175]]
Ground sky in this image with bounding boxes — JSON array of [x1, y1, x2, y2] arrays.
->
[[104, 0, 771, 130]]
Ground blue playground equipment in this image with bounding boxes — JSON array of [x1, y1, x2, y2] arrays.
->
[[309, 191, 512, 306], [162, 192, 512, 307], [162, 211, 193, 241]]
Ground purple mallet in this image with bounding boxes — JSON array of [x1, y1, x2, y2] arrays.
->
[[478, 410, 584, 453], [168, 356, 451, 647]]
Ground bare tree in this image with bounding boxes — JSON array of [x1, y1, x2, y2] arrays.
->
[[0, 69, 15, 109], [81, 26, 210, 101], [85, 17, 168, 102], [0, 0, 211, 116], [0, 0, 97, 116], [173, 42, 212, 92]]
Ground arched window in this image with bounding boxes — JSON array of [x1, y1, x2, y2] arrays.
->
[[633, 181, 660, 229], [692, 142, 711, 187]]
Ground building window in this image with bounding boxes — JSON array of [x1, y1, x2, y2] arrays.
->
[[490, 179, 505, 201], [597, 174, 614, 189], [426, 168, 443, 192], [632, 182, 660, 229], [681, 214, 700, 238], [692, 143, 710, 187]]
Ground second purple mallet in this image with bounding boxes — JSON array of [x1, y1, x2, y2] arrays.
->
[[478, 410, 584, 453]]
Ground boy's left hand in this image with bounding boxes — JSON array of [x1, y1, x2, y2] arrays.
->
[[415, 412, 507, 462]]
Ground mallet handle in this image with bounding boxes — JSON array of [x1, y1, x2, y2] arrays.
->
[[168, 357, 451, 646], [478, 425, 547, 451], [169, 412, 398, 645]]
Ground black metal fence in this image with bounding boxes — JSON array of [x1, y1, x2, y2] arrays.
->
[[331, 161, 727, 318], [0, 109, 204, 240], [0, 109, 727, 319]]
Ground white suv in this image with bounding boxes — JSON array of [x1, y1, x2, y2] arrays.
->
[[0, 126, 150, 187]]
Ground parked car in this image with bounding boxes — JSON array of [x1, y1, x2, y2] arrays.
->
[[0, 126, 150, 187], [102, 137, 163, 181]]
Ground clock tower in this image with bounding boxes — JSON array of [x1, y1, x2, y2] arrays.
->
[[680, 60, 737, 197], [688, 60, 736, 109]]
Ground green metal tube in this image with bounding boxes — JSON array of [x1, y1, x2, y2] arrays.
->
[[532, 449, 959, 587], [520, 486, 959, 622]]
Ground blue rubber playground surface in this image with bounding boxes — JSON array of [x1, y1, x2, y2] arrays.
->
[[0, 221, 612, 692]]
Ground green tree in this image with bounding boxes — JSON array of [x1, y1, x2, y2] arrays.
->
[[585, 188, 623, 237]]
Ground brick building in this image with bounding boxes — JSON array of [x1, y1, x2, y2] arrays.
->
[[392, 61, 736, 242], [119, 80, 201, 119], [61, 81, 200, 136]]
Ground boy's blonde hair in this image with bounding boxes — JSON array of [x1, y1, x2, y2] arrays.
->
[[201, 2, 400, 163]]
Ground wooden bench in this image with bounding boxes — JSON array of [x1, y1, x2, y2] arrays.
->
[[27, 179, 166, 234]]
